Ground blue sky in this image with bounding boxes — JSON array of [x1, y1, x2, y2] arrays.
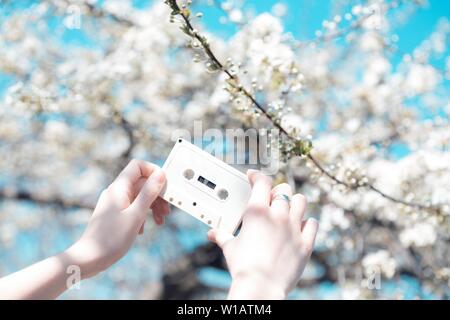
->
[[58, 0, 450, 80], [2, 0, 449, 70], [192, 0, 450, 56]]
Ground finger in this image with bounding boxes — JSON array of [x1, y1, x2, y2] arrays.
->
[[207, 229, 234, 250], [159, 200, 170, 224], [125, 176, 147, 206], [151, 199, 166, 225], [128, 168, 166, 217], [290, 194, 307, 231], [152, 197, 170, 215], [153, 213, 163, 225], [116, 159, 158, 184], [246, 169, 272, 210], [109, 160, 159, 207], [270, 183, 292, 219], [301, 220, 307, 230], [160, 199, 170, 215], [138, 220, 146, 235], [301, 218, 319, 254], [134, 177, 147, 198]]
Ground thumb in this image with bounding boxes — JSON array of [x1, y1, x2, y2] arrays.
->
[[246, 169, 259, 186], [128, 168, 166, 216], [207, 228, 234, 250], [301, 218, 319, 255]]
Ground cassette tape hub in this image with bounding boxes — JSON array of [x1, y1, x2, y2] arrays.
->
[[160, 139, 252, 234]]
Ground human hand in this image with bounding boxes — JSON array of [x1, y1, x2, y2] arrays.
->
[[66, 159, 169, 279], [208, 170, 318, 299]]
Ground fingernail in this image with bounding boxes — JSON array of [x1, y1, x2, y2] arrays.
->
[[247, 169, 258, 176]]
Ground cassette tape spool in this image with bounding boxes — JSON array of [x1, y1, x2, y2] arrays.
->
[[160, 138, 251, 234]]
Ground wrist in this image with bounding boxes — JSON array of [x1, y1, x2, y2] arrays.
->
[[228, 272, 287, 300], [63, 240, 105, 280]]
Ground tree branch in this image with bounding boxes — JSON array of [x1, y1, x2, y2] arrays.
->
[[165, 0, 443, 215], [48, 0, 442, 214], [159, 242, 227, 299], [0, 188, 94, 210], [113, 110, 136, 165]]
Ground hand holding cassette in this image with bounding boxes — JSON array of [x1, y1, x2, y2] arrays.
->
[[160, 139, 319, 299], [0, 145, 318, 300], [209, 170, 319, 299]]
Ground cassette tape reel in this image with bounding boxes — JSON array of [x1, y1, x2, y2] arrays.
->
[[160, 138, 251, 234]]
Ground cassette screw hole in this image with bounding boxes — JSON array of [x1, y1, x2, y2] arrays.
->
[[193, 202, 197, 206], [207, 220, 212, 225], [169, 197, 173, 202], [178, 139, 182, 143], [178, 201, 182, 206], [217, 189, 229, 201], [200, 214, 204, 218], [183, 169, 194, 180]]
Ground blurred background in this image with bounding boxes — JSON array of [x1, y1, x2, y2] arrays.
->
[[0, 0, 449, 299]]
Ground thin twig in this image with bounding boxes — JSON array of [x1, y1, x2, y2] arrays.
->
[[299, 10, 376, 47], [296, 0, 409, 47]]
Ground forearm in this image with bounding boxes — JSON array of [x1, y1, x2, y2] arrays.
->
[[0, 245, 96, 300], [228, 273, 287, 300]]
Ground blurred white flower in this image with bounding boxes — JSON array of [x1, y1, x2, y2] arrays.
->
[[250, 13, 283, 37], [43, 121, 70, 143], [229, 9, 243, 23], [404, 63, 439, 95], [364, 55, 391, 85], [0, 223, 16, 247], [359, 32, 383, 52], [272, 3, 287, 17], [362, 250, 397, 278], [281, 114, 313, 136], [320, 204, 350, 231], [400, 222, 437, 247]]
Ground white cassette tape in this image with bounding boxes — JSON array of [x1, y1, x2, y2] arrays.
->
[[160, 138, 251, 234]]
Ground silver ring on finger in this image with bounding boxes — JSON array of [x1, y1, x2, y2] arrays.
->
[[272, 193, 291, 205]]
